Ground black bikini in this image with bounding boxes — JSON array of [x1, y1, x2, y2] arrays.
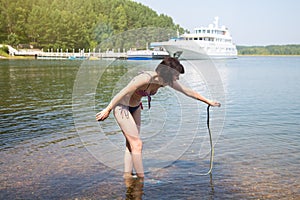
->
[[119, 72, 157, 114], [129, 104, 141, 114]]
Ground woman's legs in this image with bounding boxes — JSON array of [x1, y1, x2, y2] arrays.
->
[[124, 143, 133, 178], [114, 105, 144, 178]]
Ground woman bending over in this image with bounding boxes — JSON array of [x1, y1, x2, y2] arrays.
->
[[96, 57, 220, 179]]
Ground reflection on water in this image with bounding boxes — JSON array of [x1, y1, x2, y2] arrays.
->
[[124, 177, 144, 200], [1, 57, 300, 199], [0, 60, 79, 150]]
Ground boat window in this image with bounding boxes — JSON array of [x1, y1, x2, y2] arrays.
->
[[207, 30, 210, 33], [194, 38, 198, 40]]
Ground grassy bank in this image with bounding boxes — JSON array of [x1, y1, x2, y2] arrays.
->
[[0, 55, 36, 59], [0, 45, 9, 57]]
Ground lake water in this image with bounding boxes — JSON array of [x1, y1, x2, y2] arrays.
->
[[0, 56, 299, 199]]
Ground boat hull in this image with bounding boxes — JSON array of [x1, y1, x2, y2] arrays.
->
[[155, 40, 237, 60], [126, 49, 169, 60], [127, 56, 153, 60]]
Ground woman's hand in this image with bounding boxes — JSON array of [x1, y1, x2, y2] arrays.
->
[[208, 100, 221, 107], [96, 107, 111, 121]]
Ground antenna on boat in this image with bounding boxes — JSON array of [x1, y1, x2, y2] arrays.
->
[[214, 16, 219, 28]]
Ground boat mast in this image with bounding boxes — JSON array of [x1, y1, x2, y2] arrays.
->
[[214, 16, 219, 28]]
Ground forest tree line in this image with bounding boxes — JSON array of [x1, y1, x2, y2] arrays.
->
[[237, 45, 300, 55], [0, 0, 184, 51]]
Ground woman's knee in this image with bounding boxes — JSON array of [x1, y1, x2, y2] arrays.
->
[[131, 139, 143, 153]]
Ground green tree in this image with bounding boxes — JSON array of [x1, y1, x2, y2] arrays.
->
[[0, 0, 184, 50], [6, 33, 20, 47]]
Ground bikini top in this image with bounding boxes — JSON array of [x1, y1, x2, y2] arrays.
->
[[135, 72, 159, 109]]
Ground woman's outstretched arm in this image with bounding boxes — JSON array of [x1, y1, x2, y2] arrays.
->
[[171, 81, 221, 107]]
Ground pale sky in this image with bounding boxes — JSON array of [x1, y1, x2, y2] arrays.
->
[[133, 0, 300, 46]]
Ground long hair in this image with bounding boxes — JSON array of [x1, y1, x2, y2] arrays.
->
[[155, 57, 185, 86]]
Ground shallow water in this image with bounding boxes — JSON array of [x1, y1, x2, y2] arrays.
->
[[0, 57, 299, 199]]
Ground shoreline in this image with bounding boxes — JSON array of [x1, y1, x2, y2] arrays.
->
[[238, 54, 300, 57], [1, 54, 300, 60], [0, 55, 36, 60]]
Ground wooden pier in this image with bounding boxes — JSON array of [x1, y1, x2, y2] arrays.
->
[[4, 45, 128, 60], [4, 45, 169, 60], [37, 50, 127, 60]]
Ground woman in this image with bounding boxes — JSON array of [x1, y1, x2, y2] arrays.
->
[[96, 57, 220, 179]]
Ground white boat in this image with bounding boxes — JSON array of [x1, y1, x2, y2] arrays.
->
[[151, 17, 237, 60], [126, 47, 169, 60]]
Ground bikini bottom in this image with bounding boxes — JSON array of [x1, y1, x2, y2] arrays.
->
[[129, 104, 141, 114], [117, 103, 142, 114]]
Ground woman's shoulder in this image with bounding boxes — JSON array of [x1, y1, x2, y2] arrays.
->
[[129, 71, 153, 85], [135, 71, 156, 80], [139, 70, 156, 76]]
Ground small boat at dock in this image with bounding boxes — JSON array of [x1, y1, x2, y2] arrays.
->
[[126, 47, 169, 60]]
